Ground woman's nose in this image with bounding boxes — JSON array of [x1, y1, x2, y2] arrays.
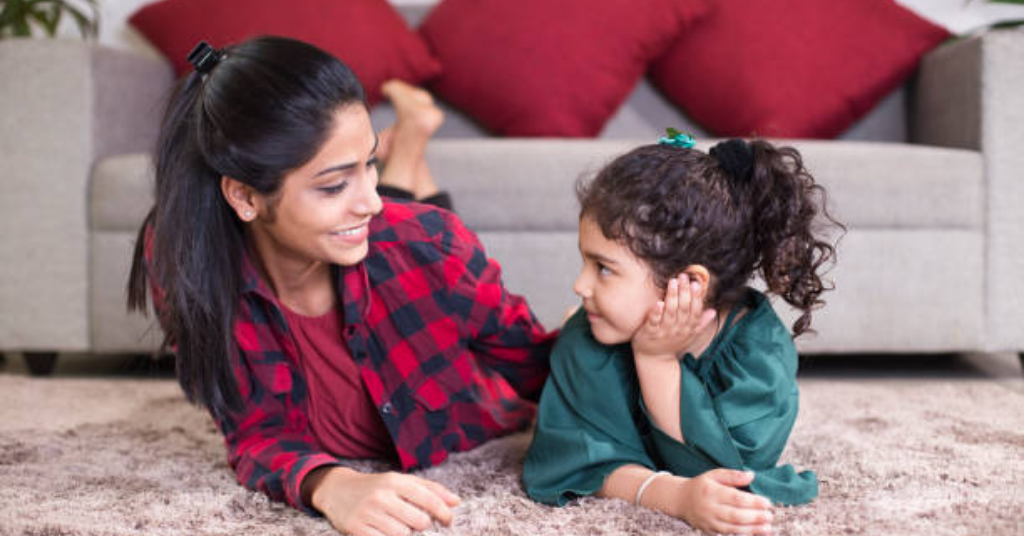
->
[[355, 172, 383, 216]]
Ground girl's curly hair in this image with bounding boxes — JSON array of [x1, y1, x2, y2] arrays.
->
[[577, 141, 843, 337]]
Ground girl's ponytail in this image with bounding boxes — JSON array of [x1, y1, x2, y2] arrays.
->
[[742, 140, 842, 337]]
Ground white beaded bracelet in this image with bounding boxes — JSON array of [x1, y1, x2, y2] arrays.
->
[[635, 470, 670, 507]]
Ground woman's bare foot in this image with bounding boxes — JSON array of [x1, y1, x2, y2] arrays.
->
[[381, 80, 444, 138], [377, 80, 444, 198]]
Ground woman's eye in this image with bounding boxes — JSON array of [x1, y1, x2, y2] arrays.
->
[[367, 157, 380, 170], [318, 181, 348, 195], [597, 263, 612, 276]]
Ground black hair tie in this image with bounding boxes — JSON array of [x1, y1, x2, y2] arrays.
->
[[710, 139, 754, 183], [187, 40, 224, 75]]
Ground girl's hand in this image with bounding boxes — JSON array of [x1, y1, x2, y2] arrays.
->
[[309, 467, 461, 536], [631, 274, 717, 360], [676, 469, 774, 535]]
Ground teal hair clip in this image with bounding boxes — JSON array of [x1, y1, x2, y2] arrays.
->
[[658, 127, 696, 149]]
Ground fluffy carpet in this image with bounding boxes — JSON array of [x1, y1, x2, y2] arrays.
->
[[1, 354, 1022, 536]]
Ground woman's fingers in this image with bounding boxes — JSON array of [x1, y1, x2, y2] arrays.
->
[[396, 478, 457, 527], [420, 478, 462, 507]]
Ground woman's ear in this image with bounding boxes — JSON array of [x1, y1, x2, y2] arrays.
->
[[683, 264, 712, 300], [220, 176, 258, 222]]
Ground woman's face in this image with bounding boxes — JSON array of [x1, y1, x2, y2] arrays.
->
[[251, 104, 383, 269], [573, 215, 661, 345]]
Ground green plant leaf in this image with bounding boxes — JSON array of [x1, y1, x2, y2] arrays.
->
[[989, 0, 1024, 4]]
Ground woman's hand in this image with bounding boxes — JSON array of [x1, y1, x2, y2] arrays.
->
[[673, 469, 774, 535], [307, 466, 461, 536], [631, 274, 717, 361]]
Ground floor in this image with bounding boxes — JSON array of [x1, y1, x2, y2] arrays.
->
[[2, 350, 1021, 390]]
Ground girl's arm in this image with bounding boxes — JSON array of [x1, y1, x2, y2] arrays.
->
[[631, 274, 716, 441], [599, 465, 774, 535]]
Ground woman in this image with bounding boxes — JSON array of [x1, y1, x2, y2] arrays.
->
[[128, 36, 553, 536]]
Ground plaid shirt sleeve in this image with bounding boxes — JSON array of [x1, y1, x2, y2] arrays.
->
[[145, 222, 337, 513], [441, 211, 556, 400], [215, 308, 343, 515]]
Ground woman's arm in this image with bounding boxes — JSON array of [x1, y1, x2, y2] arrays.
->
[[302, 466, 460, 536], [444, 212, 556, 400]]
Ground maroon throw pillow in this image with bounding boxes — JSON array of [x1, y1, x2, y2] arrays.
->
[[419, 0, 707, 137], [648, 0, 950, 139], [129, 0, 441, 104]]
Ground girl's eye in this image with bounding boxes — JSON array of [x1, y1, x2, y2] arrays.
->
[[367, 157, 380, 170], [597, 263, 612, 276], [318, 181, 348, 195]]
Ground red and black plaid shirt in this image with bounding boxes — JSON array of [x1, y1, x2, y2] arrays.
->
[[149, 200, 555, 513]]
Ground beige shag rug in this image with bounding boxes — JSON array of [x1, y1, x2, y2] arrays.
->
[[1, 354, 1022, 536]]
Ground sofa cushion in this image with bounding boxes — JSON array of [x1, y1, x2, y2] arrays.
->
[[649, 0, 950, 139], [128, 0, 440, 104], [418, 0, 706, 137]]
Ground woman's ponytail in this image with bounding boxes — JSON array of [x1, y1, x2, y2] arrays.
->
[[128, 72, 245, 417]]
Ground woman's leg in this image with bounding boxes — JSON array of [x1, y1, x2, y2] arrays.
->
[[377, 80, 444, 201]]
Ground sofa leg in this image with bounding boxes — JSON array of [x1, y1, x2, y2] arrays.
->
[[24, 352, 58, 376]]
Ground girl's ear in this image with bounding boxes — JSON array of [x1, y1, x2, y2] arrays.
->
[[220, 176, 258, 222], [683, 264, 712, 300]]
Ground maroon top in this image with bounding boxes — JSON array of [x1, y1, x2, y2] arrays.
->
[[280, 304, 392, 460]]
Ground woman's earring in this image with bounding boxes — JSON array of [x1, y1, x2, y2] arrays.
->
[[243, 210, 254, 220]]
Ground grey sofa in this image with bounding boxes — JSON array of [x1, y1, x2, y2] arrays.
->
[[2, 23, 1023, 374]]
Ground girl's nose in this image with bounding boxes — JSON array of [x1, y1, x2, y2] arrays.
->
[[573, 270, 591, 299]]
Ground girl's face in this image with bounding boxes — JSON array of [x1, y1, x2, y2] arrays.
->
[[251, 104, 383, 269], [573, 215, 662, 345]]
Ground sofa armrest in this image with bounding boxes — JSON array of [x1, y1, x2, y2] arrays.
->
[[912, 27, 1024, 351], [0, 39, 172, 352]]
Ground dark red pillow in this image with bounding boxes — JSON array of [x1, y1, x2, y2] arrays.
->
[[419, 0, 707, 137], [649, 0, 950, 139], [129, 0, 441, 104]]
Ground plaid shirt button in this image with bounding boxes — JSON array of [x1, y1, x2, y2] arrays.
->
[[381, 402, 394, 415]]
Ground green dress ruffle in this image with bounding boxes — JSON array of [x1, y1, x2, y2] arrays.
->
[[523, 288, 817, 506]]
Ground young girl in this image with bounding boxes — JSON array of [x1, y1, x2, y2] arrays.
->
[[127, 37, 554, 536], [523, 132, 840, 535]]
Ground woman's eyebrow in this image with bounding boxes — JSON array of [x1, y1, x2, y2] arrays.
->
[[313, 134, 379, 178]]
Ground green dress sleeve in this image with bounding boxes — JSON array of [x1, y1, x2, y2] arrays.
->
[[522, 308, 653, 505], [644, 290, 818, 506]]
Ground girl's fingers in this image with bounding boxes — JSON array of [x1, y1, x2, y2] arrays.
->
[[688, 280, 703, 319], [647, 301, 665, 328], [720, 505, 774, 526], [676, 274, 691, 321], [709, 521, 773, 536], [663, 278, 680, 324]]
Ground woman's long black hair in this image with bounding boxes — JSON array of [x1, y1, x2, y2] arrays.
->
[[127, 36, 366, 419], [578, 141, 844, 338]]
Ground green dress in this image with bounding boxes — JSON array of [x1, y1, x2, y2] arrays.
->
[[523, 288, 817, 506]]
